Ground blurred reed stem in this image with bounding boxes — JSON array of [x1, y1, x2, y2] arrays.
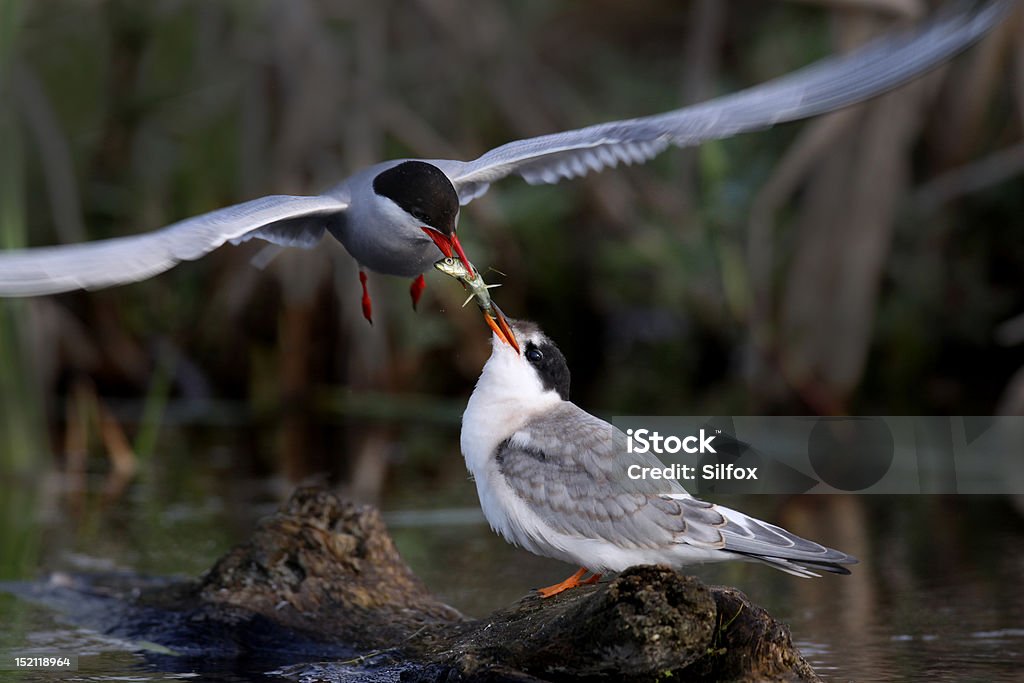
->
[[0, 0, 46, 474], [0, 0, 22, 69], [0, 0, 44, 585], [134, 345, 175, 463]]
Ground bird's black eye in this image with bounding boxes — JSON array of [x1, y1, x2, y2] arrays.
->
[[412, 209, 429, 222], [521, 338, 570, 400]]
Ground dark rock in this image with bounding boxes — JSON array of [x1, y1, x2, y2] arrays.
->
[[198, 487, 464, 650]]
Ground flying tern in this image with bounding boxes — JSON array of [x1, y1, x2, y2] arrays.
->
[[0, 0, 1010, 350], [461, 319, 857, 597]]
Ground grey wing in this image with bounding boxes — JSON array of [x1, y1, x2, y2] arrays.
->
[[497, 403, 728, 551], [441, 0, 1010, 204], [714, 506, 857, 576], [500, 404, 858, 574], [0, 194, 348, 296]]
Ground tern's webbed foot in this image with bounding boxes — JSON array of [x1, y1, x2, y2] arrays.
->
[[537, 567, 598, 598]]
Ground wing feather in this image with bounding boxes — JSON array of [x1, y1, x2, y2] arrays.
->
[[497, 403, 727, 552], [445, 0, 1009, 204], [0, 194, 348, 296], [498, 403, 858, 572]]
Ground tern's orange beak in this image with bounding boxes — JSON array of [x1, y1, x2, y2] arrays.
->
[[485, 304, 519, 354], [421, 227, 475, 278]]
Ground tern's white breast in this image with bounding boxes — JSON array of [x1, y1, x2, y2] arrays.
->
[[461, 352, 563, 560]]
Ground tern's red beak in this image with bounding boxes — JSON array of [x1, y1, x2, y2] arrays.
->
[[421, 227, 475, 277], [447, 233, 475, 278]]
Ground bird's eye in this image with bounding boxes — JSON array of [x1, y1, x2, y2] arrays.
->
[[526, 348, 543, 363], [412, 209, 428, 222]]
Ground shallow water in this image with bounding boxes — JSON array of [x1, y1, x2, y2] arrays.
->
[[1, 427, 1022, 682]]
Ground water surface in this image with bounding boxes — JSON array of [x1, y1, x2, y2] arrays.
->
[[1, 427, 1021, 681]]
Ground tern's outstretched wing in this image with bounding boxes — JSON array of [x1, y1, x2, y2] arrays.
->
[[0, 194, 348, 296], [442, 0, 1011, 204], [498, 403, 856, 576]]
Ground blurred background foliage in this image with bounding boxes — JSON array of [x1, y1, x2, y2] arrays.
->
[[0, 0, 1021, 491]]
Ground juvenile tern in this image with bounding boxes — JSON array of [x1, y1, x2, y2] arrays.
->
[[461, 320, 857, 597], [0, 0, 1010, 344]]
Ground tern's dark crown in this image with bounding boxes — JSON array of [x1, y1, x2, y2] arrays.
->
[[372, 161, 459, 235]]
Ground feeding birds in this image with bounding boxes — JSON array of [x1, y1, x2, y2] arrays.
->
[[0, 0, 1011, 350], [461, 320, 857, 597]]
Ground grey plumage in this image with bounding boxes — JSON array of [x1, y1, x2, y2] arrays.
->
[[496, 405, 724, 551], [0, 194, 348, 296], [495, 402, 854, 575], [434, 0, 1012, 203]]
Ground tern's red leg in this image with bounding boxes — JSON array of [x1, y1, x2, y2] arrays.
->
[[537, 567, 591, 598], [409, 274, 426, 311], [582, 573, 602, 585], [359, 270, 373, 325]]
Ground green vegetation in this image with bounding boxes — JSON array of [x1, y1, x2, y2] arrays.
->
[[0, 1, 1020, 481]]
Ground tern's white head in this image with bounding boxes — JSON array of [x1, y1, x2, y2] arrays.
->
[[477, 320, 571, 409], [371, 160, 475, 275]]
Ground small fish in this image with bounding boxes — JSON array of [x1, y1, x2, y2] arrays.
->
[[434, 257, 499, 310], [434, 257, 519, 353]]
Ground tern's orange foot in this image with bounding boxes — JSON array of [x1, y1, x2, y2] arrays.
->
[[537, 567, 593, 598], [359, 270, 373, 325], [410, 274, 426, 311]]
